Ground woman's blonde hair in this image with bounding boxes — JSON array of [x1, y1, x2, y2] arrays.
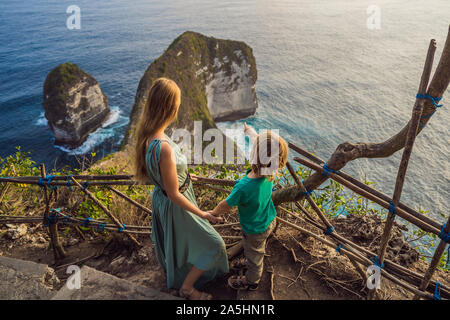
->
[[134, 78, 181, 183], [250, 131, 288, 181]]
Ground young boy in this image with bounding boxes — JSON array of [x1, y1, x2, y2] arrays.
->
[[209, 123, 288, 290]]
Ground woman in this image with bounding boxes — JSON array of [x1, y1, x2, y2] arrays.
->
[[134, 77, 229, 300]]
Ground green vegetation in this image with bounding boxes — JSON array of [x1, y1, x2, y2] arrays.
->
[[0, 148, 448, 270]]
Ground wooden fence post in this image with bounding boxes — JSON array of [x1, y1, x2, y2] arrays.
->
[[370, 39, 437, 299], [40, 164, 66, 261], [413, 217, 450, 299]]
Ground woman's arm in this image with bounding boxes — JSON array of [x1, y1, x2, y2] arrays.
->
[[159, 142, 222, 223]]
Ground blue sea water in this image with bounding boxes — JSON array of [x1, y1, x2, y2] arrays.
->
[[0, 0, 449, 233]]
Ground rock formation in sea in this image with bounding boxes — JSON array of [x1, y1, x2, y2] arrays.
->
[[42, 63, 110, 149], [123, 31, 258, 146]]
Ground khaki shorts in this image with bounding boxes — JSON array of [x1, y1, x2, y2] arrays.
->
[[242, 218, 277, 284]]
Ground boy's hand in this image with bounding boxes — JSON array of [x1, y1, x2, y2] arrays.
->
[[244, 122, 249, 133], [203, 212, 223, 224], [208, 209, 221, 217]]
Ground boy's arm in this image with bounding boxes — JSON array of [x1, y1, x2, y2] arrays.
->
[[210, 199, 232, 216], [244, 122, 258, 144]]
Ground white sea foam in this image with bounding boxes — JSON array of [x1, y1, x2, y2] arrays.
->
[[35, 112, 48, 126], [54, 106, 128, 155]]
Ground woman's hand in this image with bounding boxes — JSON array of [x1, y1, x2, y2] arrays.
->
[[203, 212, 223, 224]]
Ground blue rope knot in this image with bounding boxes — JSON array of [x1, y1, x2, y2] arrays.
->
[[434, 281, 442, 300], [96, 222, 106, 232], [416, 94, 443, 128], [322, 163, 339, 176], [83, 217, 92, 228], [44, 209, 59, 226], [324, 226, 335, 235], [118, 224, 126, 233], [81, 180, 89, 190], [438, 224, 450, 243], [370, 256, 385, 269], [389, 200, 396, 220], [336, 244, 343, 254], [300, 179, 313, 197], [66, 175, 73, 191], [416, 93, 443, 108], [38, 175, 57, 190]]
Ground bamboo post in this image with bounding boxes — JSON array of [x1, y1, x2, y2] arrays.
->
[[288, 141, 442, 230], [413, 216, 450, 299], [40, 164, 66, 261], [275, 216, 434, 299], [278, 206, 369, 283], [285, 162, 369, 283], [70, 177, 141, 247], [294, 157, 441, 236], [371, 40, 437, 299], [108, 186, 152, 216], [285, 162, 332, 230]]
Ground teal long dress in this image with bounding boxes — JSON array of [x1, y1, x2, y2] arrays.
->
[[145, 136, 229, 290]]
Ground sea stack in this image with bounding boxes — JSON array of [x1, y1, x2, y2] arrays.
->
[[43, 63, 110, 149], [123, 31, 258, 146]]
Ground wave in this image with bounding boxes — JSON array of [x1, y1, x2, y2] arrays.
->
[[54, 106, 128, 155], [35, 112, 48, 126]]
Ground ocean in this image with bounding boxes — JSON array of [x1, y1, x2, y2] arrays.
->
[[0, 0, 449, 231]]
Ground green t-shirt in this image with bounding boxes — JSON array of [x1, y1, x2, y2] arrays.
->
[[225, 170, 276, 234]]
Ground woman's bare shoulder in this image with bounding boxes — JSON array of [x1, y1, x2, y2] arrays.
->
[[159, 140, 174, 160]]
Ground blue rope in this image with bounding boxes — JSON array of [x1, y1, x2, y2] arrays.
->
[[370, 256, 385, 269], [389, 200, 396, 220], [420, 110, 436, 119], [322, 163, 339, 176], [38, 175, 57, 190], [434, 281, 442, 300], [438, 224, 450, 243], [416, 93, 443, 108], [416, 94, 443, 128], [66, 175, 73, 191], [44, 209, 59, 226], [336, 244, 343, 254], [81, 180, 89, 190], [83, 217, 92, 228], [300, 179, 313, 197], [324, 226, 335, 235], [118, 224, 126, 232], [96, 222, 106, 232]]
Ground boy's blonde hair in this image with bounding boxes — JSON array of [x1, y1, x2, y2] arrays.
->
[[250, 131, 288, 180], [134, 78, 181, 184]]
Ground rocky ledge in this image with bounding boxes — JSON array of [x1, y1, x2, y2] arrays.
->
[[123, 31, 258, 146], [43, 63, 110, 149]]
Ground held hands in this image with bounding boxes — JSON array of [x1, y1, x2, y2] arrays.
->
[[203, 211, 223, 224]]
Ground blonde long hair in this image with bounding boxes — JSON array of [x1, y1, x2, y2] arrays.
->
[[134, 78, 181, 183]]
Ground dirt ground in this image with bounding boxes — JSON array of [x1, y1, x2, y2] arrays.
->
[[1, 210, 448, 300]]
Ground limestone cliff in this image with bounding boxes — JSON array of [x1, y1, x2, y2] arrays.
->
[[43, 63, 110, 149], [123, 31, 258, 147]]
